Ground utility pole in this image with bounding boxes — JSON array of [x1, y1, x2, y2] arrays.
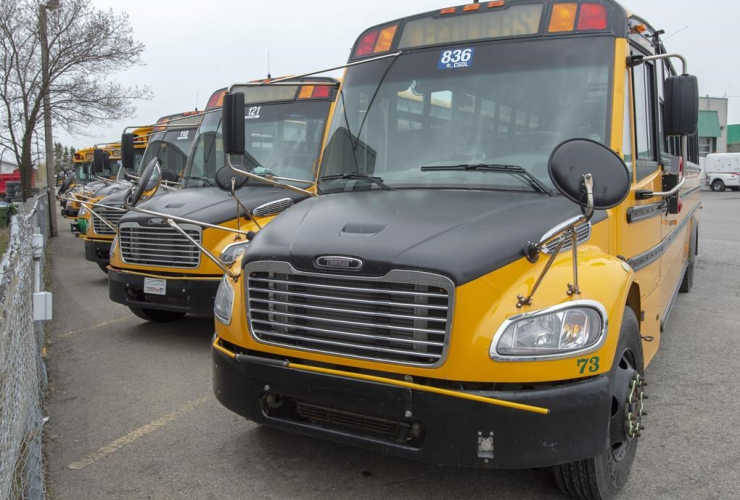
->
[[39, 0, 60, 237]]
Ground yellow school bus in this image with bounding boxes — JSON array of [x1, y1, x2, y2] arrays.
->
[[211, 2, 700, 498], [76, 127, 154, 271], [107, 79, 340, 322], [62, 145, 119, 219]]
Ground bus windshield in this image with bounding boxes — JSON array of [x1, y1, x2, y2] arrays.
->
[[320, 36, 613, 193], [140, 128, 197, 177], [184, 100, 332, 188], [75, 162, 93, 183]]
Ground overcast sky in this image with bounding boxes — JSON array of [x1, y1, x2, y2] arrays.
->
[[56, 0, 739, 149]]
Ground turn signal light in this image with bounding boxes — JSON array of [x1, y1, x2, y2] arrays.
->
[[577, 3, 607, 30], [354, 24, 398, 57], [298, 86, 315, 99], [463, 4, 481, 11], [375, 25, 398, 52], [488, 0, 505, 7], [549, 3, 577, 32], [298, 85, 333, 100], [440, 7, 457, 14]]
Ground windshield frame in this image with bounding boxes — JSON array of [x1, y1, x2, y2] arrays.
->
[[319, 34, 616, 194], [182, 99, 334, 190]]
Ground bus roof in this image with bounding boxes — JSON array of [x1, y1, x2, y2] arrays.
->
[[348, 0, 632, 62], [153, 111, 204, 132]]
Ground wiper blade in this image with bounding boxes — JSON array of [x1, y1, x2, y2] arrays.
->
[[321, 173, 394, 191], [182, 176, 214, 187], [421, 163, 551, 195]]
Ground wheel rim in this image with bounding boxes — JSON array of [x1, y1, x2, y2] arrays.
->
[[608, 347, 646, 463]]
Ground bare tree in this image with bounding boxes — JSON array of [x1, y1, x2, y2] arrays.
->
[[0, 0, 150, 200]]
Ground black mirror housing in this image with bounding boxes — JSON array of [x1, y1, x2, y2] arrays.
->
[[548, 139, 631, 211], [92, 149, 108, 174], [664, 75, 699, 136], [161, 169, 178, 183], [121, 133, 136, 171], [215, 165, 249, 192], [222, 92, 245, 155]]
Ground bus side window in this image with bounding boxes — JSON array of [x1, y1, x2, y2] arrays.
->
[[633, 60, 658, 180]]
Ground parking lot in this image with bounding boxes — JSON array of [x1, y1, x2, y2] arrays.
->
[[44, 190, 740, 500]]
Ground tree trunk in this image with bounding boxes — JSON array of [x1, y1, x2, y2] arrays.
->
[[20, 131, 35, 201]]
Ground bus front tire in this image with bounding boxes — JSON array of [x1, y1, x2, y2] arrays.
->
[[553, 308, 644, 500], [711, 179, 725, 192], [129, 306, 185, 323]]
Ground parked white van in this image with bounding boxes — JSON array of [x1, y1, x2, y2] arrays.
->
[[705, 153, 740, 192]]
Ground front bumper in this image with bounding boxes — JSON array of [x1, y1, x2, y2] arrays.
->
[[108, 268, 220, 315], [212, 347, 612, 469], [62, 207, 79, 218], [84, 239, 112, 265]]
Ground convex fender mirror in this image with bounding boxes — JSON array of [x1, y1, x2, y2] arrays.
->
[[215, 165, 248, 192], [548, 138, 631, 217], [125, 158, 161, 207]]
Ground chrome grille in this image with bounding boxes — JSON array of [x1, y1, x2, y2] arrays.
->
[[119, 222, 201, 268], [92, 205, 125, 235], [543, 222, 592, 254], [245, 262, 453, 367], [253, 198, 294, 217]]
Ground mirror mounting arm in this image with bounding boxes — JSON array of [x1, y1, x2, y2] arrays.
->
[[226, 156, 316, 197], [166, 219, 240, 280]]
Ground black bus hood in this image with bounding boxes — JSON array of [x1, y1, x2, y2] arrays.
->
[[93, 181, 131, 199], [243, 190, 606, 286], [119, 186, 309, 227]]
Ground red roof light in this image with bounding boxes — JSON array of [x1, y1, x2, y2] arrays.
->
[[356, 30, 379, 57], [312, 85, 332, 99], [577, 3, 607, 30]]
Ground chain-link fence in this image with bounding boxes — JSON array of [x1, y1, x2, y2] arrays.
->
[[0, 195, 51, 500]]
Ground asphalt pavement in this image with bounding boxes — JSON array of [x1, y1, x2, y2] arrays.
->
[[44, 191, 740, 500]]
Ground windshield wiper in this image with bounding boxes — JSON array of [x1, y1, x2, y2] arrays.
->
[[182, 176, 214, 187], [420, 163, 551, 195], [321, 173, 394, 191]]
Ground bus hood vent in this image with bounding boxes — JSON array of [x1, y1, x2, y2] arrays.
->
[[253, 198, 295, 218]]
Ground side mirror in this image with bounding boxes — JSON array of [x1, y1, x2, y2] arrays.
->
[[93, 149, 108, 175], [664, 75, 699, 137], [125, 159, 162, 207], [161, 169, 178, 183], [82, 163, 91, 176], [121, 133, 136, 171], [215, 166, 249, 192], [548, 139, 631, 217], [222, 92, 245, 155]]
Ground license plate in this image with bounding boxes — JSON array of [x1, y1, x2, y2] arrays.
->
[[143, 277, 167, 296]]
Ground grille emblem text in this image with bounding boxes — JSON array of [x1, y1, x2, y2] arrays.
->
[[315, 256, 363, 271]]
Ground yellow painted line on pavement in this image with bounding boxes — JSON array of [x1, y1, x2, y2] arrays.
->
[[67, 394, 210, 470], [57, 315, 133, 340]]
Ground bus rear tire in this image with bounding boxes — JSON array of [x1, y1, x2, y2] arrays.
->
[[129, 306, 185, 323], [553, 308, 644, 500], [711, 179, 725, 192]]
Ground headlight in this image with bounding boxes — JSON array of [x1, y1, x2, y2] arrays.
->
[[110, 235, 117, 258], [214, 275, 234, 325], [219, 241, 250, 266], [490, 301, 607, 360], [79, 206, 88, 216]]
